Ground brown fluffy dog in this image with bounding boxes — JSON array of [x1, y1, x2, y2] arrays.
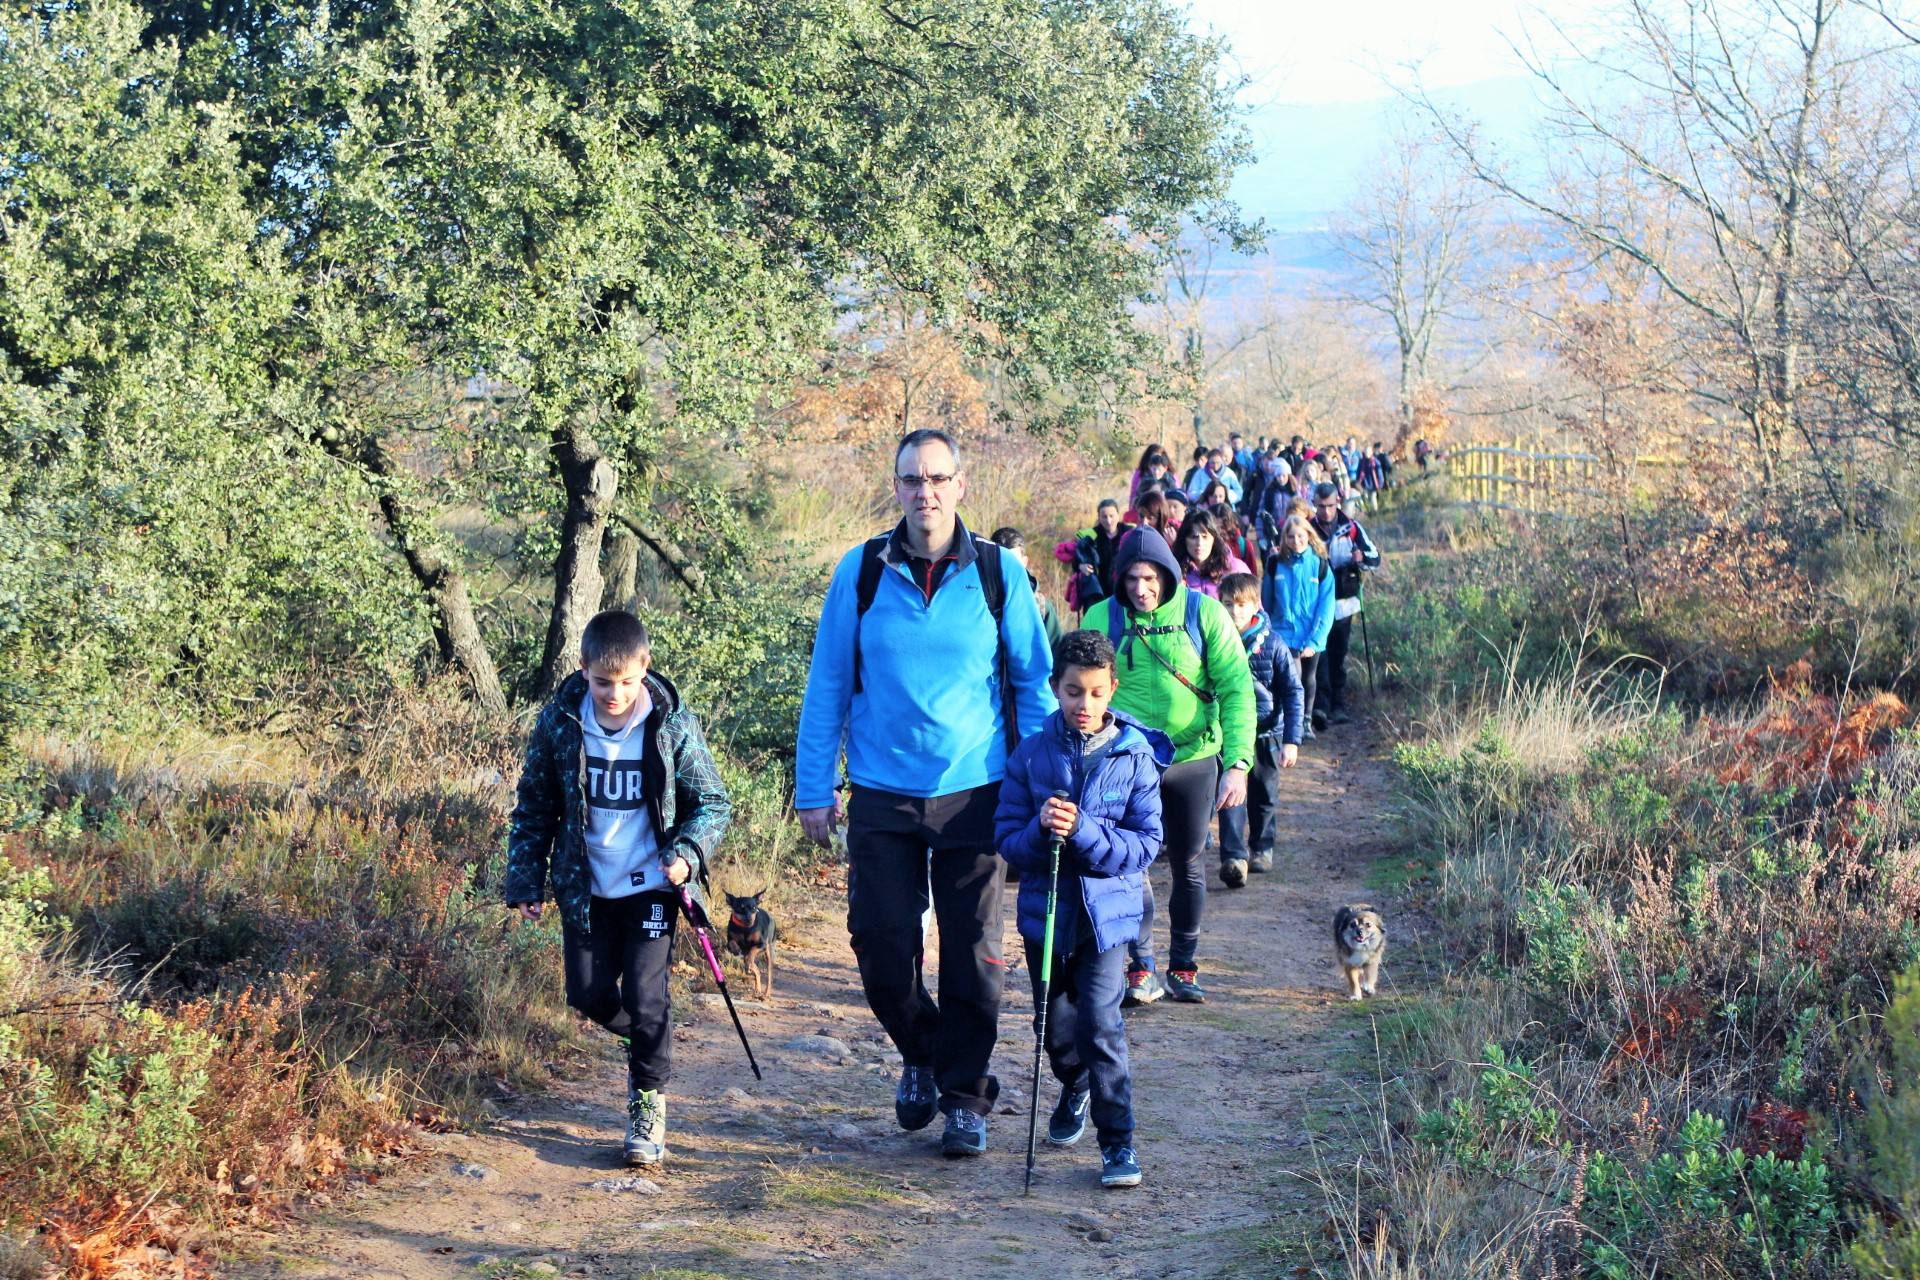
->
[[1333, 904, 1387, 1001]]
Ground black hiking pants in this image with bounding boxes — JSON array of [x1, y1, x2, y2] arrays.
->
[[846, 782, 1006, 1116], [1127, 757, 1219, 974], [1320, 615, 1353, 716], [1298, 650, 1321, 727], [562, 891, 678, 1092]]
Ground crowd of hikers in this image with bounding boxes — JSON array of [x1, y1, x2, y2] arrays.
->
[[505, 427, 1387, 1192]]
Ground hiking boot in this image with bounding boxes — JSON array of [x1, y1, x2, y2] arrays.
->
[[1164, 969, 1207, 1003], [940, 1106, 988, 1157], [1220, 858, 1248, 889], [1311, 709, 1329, 733], [895, 1063, 938, 1132], [1100, 1144, 1143, 1188], [1248, 851, 1274, 874], [1047, 1083, 1091, 1147], [1301, 723, 1317, 741], [624, 1087, 666, 1166], [1122, 969, 1165, 1007], [1330, 705, 1352, 725]]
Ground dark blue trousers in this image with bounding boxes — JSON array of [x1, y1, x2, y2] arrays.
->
[[1025, 933, 1133, 1147], [1219, 737, 1282, 861]]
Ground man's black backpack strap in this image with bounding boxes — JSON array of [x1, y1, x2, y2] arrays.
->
[[850, 534, 890, 696], [849, 533, 1020, 755]]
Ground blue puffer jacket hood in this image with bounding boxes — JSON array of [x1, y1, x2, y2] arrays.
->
[[994, 709, 1173, 953]]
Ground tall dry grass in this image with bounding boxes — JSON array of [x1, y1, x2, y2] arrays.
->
[[1324, 654, 1917, 1278]]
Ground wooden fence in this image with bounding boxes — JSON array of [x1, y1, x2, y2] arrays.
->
[[1378, 439, 1681, 519]]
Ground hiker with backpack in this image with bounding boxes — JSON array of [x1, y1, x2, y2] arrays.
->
[[1213, 574, 1303, 888], [794, 428, 1056, 1158], [1080, 527, 1255, 1006], [1263, 515, 1335, 743], [1069, 499, 1132, 616], [1309, 483, 1381, 729]]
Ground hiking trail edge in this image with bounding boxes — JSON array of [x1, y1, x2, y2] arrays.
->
[[233, 718, 1408, 1280]]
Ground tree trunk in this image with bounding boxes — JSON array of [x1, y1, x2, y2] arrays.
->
[[337, 434, 509, 715], [602, 527, 639, 612], [538, 423, 620, 694]]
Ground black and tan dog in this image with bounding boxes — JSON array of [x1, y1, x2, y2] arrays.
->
[[1333, 904, 1387, 1002], [725, 890, 777, 1000]]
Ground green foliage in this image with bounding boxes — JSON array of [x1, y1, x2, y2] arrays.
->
[[1851, 963, 1920, 1277], [1582, 1112, 1839, 1278], [1367, 564, 1540, 697], [48, 1007, 214, 1190], [1413, 1042, 1559, 1173], [1516, 881, 1613, 990]]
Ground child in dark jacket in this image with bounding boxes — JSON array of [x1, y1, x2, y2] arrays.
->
[[1214, 574, 1303, 884], [995, 630, 1170, 1189], [503, 610, 732, 1168]]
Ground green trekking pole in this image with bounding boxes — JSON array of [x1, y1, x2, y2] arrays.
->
[[1024, 788, 1071, 1195]]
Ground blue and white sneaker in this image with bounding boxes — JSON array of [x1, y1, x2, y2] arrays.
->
[[940, 1106, 988, 1157], [1047, 1084, 1091, 1146], [1100, 1144, 1142, 1188]]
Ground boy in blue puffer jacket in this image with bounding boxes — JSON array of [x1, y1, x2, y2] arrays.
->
[[996, 630, 1170, 1190], [1214, 573, 1304, 886]]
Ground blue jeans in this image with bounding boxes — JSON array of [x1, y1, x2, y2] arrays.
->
[[1025, 934, 1133, 1147]]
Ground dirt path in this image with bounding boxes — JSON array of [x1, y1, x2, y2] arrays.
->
[[236, 719, 1405, 1280]]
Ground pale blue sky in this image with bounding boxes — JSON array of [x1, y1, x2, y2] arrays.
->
[[1184, 0, 1582, 105], [1182, 1, 1586, 225]]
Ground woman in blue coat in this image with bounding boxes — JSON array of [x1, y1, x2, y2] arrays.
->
[[996, 630, 1172, 1188], [1263, 515, 1334, 741]]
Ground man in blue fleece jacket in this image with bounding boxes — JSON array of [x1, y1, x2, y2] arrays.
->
[[795, 428, 1056, 1158]]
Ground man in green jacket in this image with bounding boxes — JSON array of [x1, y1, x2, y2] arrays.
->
[[1081, 527, 1254, 1004]]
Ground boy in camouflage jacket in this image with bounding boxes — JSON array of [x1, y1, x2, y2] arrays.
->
[[505, 610, 731, 1166]]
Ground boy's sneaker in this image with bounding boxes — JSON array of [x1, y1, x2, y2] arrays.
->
[[1220, 858, 1248, 889], [1047, 1084, 1091, 1146], [1100, 1144, 1143, 1188], [1248, 851, 1274, 874], [1122, 969, 1165, 1007], [624, 1087, 666, 1166], [1301, 723, 1317, 741], [895, 1063, 938, 1131], [1164, 969, 1206, 1003], [940, 1106, 988, 1157]]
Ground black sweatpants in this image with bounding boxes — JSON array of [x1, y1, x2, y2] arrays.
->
[[1127, 756, 1219, 974], [847, 783, 1006, 1116], [562, 891, 679, 1092], [1320, 614, 1353, 716]]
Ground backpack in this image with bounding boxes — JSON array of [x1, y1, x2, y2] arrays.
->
[[1104, 590, 1214, 704], [851, 533, 1018, 753]]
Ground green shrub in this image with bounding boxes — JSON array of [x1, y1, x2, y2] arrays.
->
[[1413, 1042, 1559, 1173], [1516, 881, 1609, 990], [1851, 963, 1920, 1277], [1583, 1112, 1839, 1278]]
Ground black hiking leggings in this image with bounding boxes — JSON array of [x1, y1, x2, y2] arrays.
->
[[1298, 650, 1321, 726], [1127, 756, 1220, 974]]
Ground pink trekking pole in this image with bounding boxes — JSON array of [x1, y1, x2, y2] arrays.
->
[[678, 887, 762, 1080]]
